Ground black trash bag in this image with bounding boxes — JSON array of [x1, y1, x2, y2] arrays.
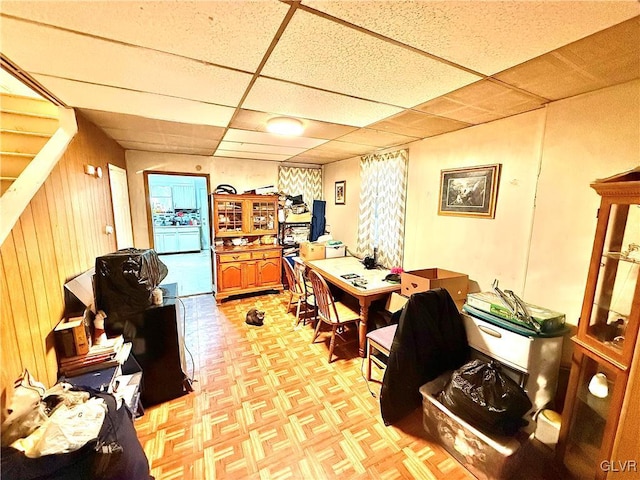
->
[[438, 359, 532, 436], [95, 248, 168, 321]]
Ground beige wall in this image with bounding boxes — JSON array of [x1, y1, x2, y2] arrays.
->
[[323, 156, 360, 249], [324, 80, 639, 343], [524, 80, 640, 323], [125, 151, 279, 247]]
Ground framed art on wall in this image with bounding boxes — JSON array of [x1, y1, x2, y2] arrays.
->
[[438, 164, 501, 218], [335, 180, 346, 205]]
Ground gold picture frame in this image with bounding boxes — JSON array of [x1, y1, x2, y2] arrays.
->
[[438, 164, 501, 218], [335, 180, 346, 205]]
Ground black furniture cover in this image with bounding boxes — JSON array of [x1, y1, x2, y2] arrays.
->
[[95, 248, 168, 320], [380, 288, 470, 425]]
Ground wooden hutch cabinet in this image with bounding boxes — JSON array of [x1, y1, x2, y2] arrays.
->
[[212, 194, 283, 303], [557, 168, 640, 479]]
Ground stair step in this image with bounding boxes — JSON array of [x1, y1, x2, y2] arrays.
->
[[0, 93, 59, 117], [1, 178, 14, 196], [0, 153, 34, 178], [0, 111, 59, 135], [1, 130, 51, 155]]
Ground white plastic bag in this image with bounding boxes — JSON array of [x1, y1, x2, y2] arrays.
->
[[15, 397, 107, 458]]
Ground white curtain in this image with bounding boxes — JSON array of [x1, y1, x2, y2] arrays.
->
[[356, 149, 408, 269], [278, 166, 322, 207]]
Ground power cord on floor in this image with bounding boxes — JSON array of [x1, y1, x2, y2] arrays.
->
[[164, 295, 197, 387], [360, 354, 377, 398]]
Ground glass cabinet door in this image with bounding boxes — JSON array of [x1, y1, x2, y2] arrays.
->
[[562, 350, 624, 480], [578, 201, 640, 368], [215, 199, 244, 234], [250, 199, 276, 233]]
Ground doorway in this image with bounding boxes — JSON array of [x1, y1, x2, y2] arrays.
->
[[144, 171, 212, 296]]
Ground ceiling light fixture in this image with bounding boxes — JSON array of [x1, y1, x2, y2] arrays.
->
[[266, 117, 304, 136]]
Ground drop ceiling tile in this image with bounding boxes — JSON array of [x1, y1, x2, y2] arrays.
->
[[214, 150, 290, 162], [286, 153, 335, 165], [0, 17, 251, 106], [371, 110, 470, 138], [1, 1, 290, 72], [415, 80, 547, 124], [244, 77, 402, 127], [80, 110, 226, 140], [336, 128, 418, 148], [33, 76, 235, 126], [118, 141, 213, 156], [303, 1, 639, 75], [313, 140, 376, 157], [218, 141, 306, 156], [230, 109, 359, 140], [102, 127, 220, 150], [289, 149, 354, 163], [223, 128, 327, 149], [262, 9, 480, 108], [494, 16, 640, 101]]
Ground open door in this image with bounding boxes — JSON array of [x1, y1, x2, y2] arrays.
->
[[108, 164, 134, 249]]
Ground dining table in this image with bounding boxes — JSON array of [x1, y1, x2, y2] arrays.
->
[[302, 255, 401, 357]]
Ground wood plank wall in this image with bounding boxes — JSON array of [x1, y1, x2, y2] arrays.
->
[[0, 113, 126, 397]]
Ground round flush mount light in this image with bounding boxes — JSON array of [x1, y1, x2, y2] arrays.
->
[[266, 117, 304, 136]]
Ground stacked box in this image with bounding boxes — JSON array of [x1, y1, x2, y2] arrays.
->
[[325, 245, 346, 258], [401, 268, 468, 300], [299, 242, 325, 261]]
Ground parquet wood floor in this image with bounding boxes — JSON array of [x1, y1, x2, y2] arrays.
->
[[134, 292, 566, 480]]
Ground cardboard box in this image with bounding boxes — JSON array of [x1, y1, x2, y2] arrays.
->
[[385, 292, 409, 313], [325, 245, 345, 258], [54, 315, 91, 358], [300, 242, 325, 261], [401, 268, 468, 300], [420, 374, 529, 480]]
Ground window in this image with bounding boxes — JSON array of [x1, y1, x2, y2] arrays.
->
[[356, 149, 408, 268], [278, 166, 322, 206]]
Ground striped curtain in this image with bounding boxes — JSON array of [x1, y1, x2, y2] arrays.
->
[[356, 149, 408, 269], [278, 166, 323, 206]]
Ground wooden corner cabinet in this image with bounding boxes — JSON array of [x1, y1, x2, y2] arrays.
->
[[212, 194, 283, 303], [557, 168, 640, 479]]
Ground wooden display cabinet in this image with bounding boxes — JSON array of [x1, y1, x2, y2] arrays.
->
[[212, 194, 283, 303], [557, 168, 640, 479], [213, 193, 278, 237]]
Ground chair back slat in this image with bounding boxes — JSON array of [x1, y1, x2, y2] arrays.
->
[[308, 269, 338, 323], [283, 259, 304, 295]]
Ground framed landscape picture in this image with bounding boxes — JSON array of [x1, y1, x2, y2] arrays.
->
[[335, 180, 346, 205], [438, 164, 501, 218]]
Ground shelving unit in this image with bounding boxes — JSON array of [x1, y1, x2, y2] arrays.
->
[[557, 168, 640, 480], [212, 194, 283, 303]]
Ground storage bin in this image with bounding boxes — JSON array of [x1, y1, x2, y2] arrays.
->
[[420, 374, 530, 480], [401, 268, 468, 300], [325, 245, 345, 258], [300, 242, 325, 261]]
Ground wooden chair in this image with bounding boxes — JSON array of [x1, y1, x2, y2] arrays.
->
[[283, 258, 306, 325], [366, 324, 397, 382], [308, 269, 360, 363]]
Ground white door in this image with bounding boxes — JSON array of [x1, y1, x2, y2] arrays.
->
[[108, 164, 134, 249]]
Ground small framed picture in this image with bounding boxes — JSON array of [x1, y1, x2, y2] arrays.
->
[[438, 164, 501, 218], [335, 180, 346, 205]]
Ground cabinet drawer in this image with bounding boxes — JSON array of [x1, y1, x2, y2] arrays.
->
[[462, 313, 532, 372], [252, 250, 281, 260], [218, 252, 252, 263]]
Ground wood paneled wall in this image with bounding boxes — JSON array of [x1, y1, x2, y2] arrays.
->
[[0, 113, 125, 396]]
